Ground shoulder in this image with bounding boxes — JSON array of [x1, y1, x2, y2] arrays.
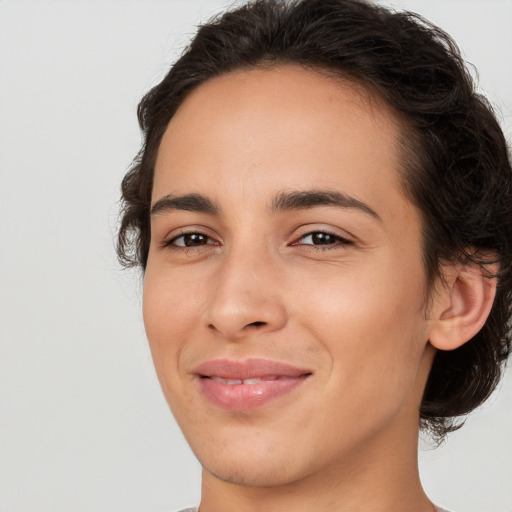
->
[[175, 508, 197, 512]]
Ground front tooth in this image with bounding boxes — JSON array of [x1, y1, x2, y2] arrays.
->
[[243, 378, 262, 384], [211, 376, 242, 384]]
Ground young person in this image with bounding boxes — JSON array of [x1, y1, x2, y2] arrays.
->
[[117, 1, 512, 510]]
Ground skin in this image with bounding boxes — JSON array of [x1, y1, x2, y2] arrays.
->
[[143, 65, 448, 512]]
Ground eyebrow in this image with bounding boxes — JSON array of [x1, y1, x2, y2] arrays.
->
[[271, 189, 381, 221], [150, 193, 220, 216], [150, 189, 380, 221]]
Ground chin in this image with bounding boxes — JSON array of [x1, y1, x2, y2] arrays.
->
[[201, 456, 305, 488], [185, 425, 313, 488]]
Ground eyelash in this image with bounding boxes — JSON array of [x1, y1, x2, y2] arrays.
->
[[163, 230, 353, 252], [293, 231, 353, 250], [163, 231, 217, 251]]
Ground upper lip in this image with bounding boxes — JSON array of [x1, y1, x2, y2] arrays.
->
[[194, 358, 312, 380]]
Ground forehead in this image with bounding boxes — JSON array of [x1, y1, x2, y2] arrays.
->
[[154, 64, 411, 221]]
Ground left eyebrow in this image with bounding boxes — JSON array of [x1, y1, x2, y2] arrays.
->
[[150, 193, 220, 216], [270, 189, 381, 221]]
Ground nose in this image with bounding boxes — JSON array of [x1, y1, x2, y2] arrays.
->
[[204, 246, 287, 341]]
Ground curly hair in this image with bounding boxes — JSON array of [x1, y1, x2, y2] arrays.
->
[[117, 0, 512, 439]]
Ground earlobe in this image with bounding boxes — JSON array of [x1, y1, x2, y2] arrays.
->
[[428, 261, 498, 351]]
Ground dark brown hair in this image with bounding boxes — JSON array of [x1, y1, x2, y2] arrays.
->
[[118, 0, 512, 439]]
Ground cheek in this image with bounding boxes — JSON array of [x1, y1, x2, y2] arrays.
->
[[294, 256, 428, 392], [142, 268, 206, 421], [295, 253, 425, 329], [142, 268, 199, 376]]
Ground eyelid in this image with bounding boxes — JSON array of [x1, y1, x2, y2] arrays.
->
[[290, 225, 356, 246], [168, 233, 215, 247], [161, 226, 220, 248]]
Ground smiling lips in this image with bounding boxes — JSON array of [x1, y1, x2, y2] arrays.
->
[[195, 358, 311, 411]]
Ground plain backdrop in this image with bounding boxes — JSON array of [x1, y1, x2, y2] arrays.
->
[[0, 1, 511, 511]]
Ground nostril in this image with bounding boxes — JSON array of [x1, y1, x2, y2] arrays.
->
[[206, 320, 267, 332], [248, 321, 266, 328]]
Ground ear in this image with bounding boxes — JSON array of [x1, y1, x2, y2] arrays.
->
[[428, 260, 498, 351]]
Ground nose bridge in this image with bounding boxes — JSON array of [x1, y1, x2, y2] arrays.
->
[[205, 235, 286, 339]]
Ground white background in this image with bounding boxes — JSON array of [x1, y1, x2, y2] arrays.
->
[[0, 1, 511, 511]]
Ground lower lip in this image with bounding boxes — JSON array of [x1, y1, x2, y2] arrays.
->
[[198, 376, 309, 411]]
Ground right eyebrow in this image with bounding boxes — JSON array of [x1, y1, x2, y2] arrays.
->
[[271, 189, 381, 221], [150, 193, 220, 216]]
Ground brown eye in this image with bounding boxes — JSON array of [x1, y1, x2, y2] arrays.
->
[[170, 233, 212, 247], [298, 232, 350, 246]]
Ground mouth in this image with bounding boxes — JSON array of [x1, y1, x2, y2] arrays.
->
[[207, 375, 301, 385], [194, 358, 312, 411]]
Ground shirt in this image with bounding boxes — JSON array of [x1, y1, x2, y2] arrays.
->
[[177, 507, 452, 511]]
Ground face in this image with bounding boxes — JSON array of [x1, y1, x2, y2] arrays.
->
[[143, 65, 436, 488]]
